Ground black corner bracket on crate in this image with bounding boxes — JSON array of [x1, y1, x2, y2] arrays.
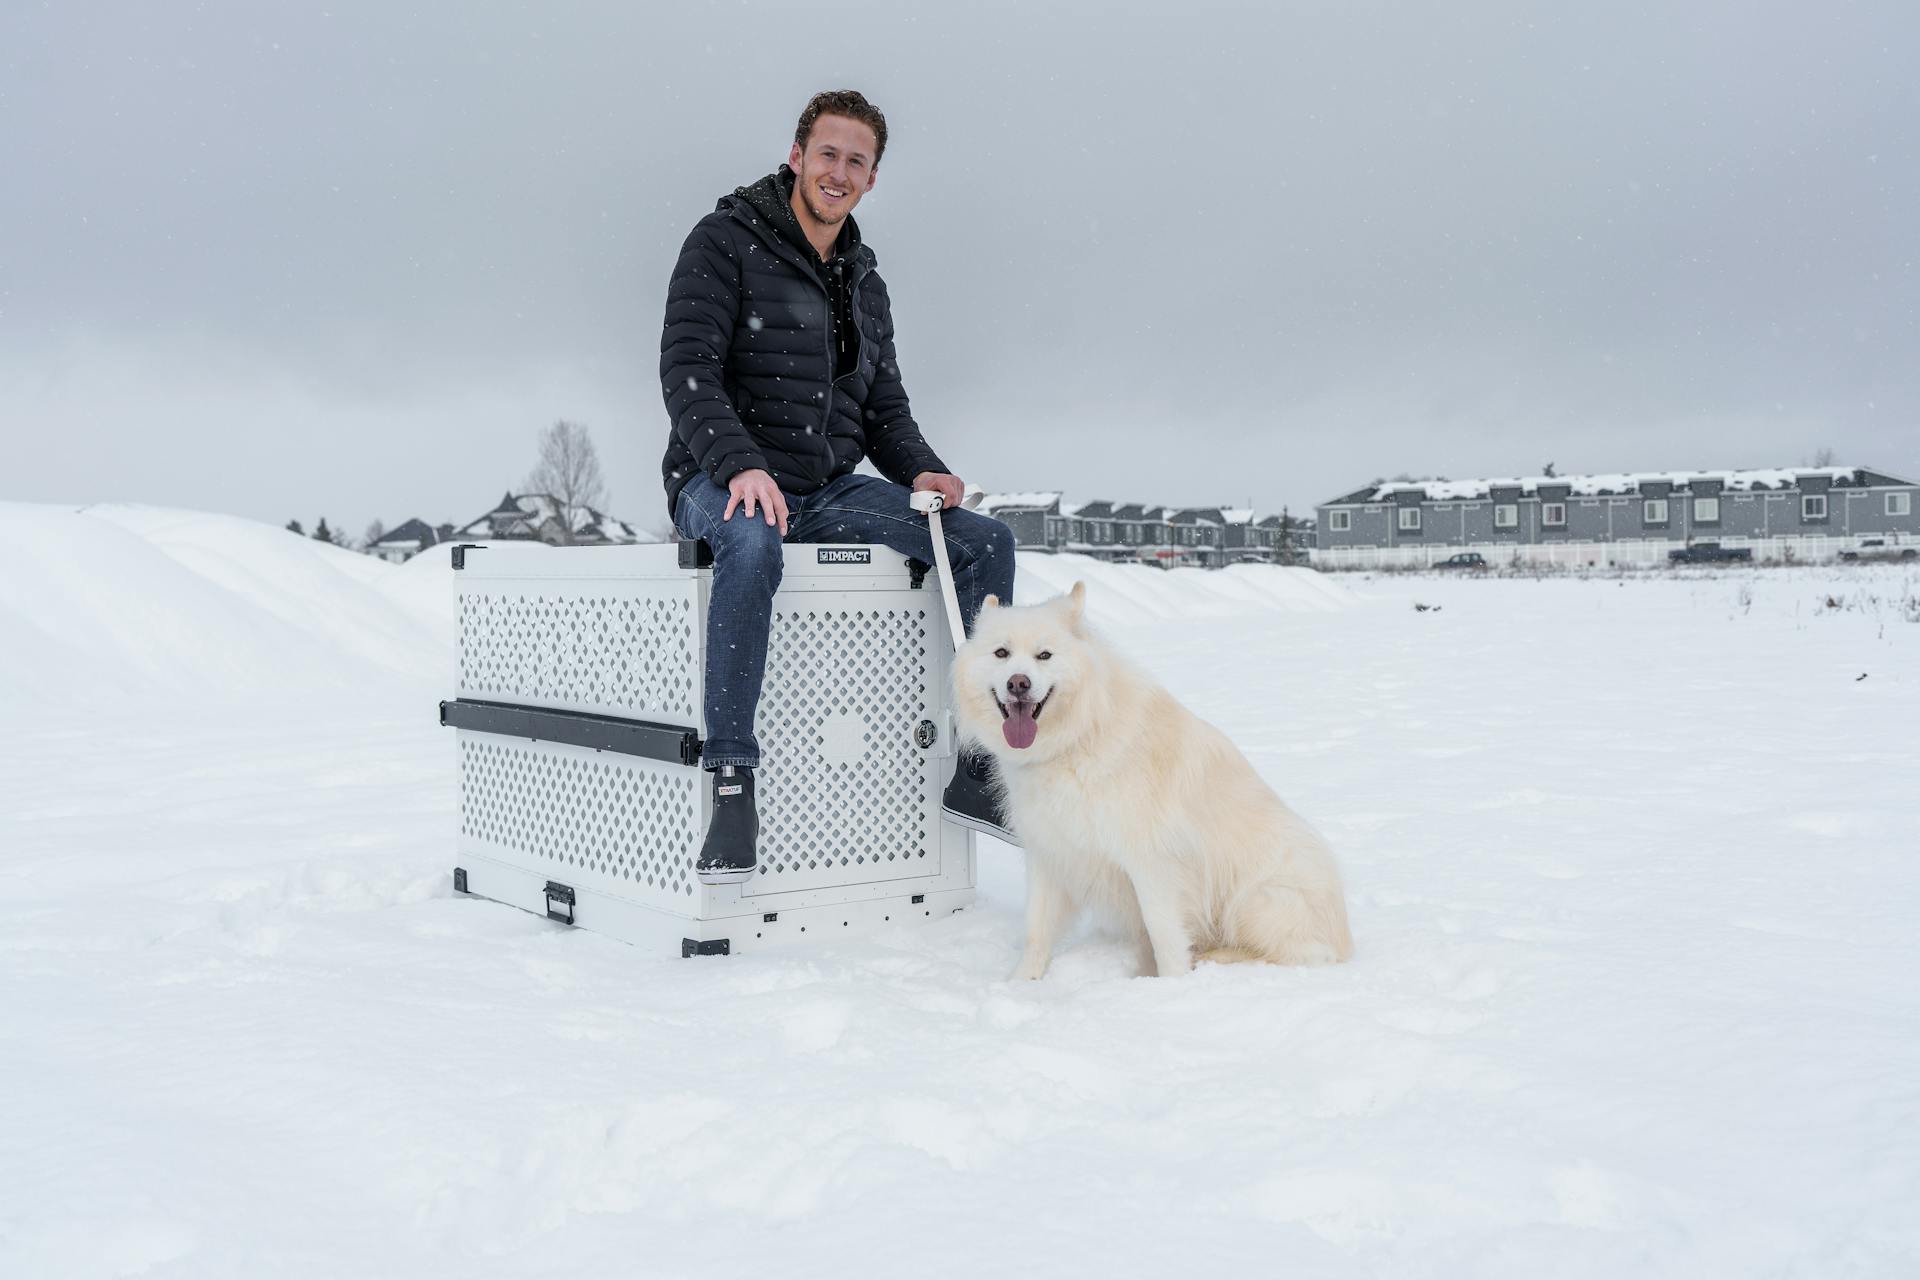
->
[[439, 698, 703, 767], [676, 538, 715, 569], [682, 938, 730, 957]]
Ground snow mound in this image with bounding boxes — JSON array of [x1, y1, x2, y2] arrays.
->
[[0, 504, 1351, 715], [0, 502, 449, 713]]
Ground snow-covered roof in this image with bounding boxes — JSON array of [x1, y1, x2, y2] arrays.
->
[[456, 493, 658, 544], [977, 490, 1060, 513], [1220, 508, 1254, 525], [372, 518, 443, 548], [1361, 467, 1869, 503]]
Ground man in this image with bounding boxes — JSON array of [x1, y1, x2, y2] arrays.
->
[[660, 90, 1016, 884]]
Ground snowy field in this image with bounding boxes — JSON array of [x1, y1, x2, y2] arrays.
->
[[4, 501, 1918, 1279]]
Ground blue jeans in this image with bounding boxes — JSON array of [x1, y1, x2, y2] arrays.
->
[[673, 472, 1017, 769]]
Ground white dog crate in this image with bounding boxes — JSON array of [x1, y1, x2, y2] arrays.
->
[[441, 539, 974, 956]]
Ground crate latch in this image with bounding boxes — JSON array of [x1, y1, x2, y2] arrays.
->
[[544, 880, 576, 925]]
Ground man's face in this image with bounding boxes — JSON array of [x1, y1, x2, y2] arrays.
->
[[788, 114, 879, 228]]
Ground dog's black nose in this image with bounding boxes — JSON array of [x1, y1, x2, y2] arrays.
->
[[1007, 673, 1031, 699]]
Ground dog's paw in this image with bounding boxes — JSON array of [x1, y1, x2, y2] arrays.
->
[[1008, 954, 1050, 981], [1153, 951, 1194, 977]]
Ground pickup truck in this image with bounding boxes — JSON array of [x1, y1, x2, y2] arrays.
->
[[1668, 543, 1754, 564], [1839, 538, 1919, 563]]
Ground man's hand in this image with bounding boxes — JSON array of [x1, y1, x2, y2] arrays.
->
[[725, 469, 789, 535], [911, 471, 966, 511]]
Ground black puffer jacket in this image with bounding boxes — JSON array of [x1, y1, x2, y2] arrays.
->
[[659, 165, 949, 515]]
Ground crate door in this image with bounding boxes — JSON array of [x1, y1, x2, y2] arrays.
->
[[748, 591, 945, 894]]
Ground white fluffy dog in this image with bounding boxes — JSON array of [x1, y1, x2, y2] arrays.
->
[[953, 584, 1354, 979]]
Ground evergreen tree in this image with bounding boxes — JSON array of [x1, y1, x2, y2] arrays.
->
[[286, 519, 305, 536], [313, 517, 333, 544]]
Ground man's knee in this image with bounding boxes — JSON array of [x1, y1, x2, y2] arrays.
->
[[709, 516, 785, 589]]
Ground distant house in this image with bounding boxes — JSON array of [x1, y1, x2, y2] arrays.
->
[[1070, 501, 1119, 557], [1168, 508, 1225, 566], [975, 492, 1061, 550], [454, 492, 657, 548], [1255, 513, 1315, 562], [369, 518, 455, 564], [1313, 466, 1920, 568]]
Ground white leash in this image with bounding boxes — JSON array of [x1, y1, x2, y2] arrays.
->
[[908, 489, 979, 649]]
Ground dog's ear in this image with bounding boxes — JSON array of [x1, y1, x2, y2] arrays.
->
[[981, 594, 1001, 611], [1065, 581, 1087, 629]]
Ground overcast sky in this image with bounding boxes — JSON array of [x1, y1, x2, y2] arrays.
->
[[3, 1, 1913, 535]]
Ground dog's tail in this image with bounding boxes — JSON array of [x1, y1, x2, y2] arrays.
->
[[1222, 883, 1355, 965]]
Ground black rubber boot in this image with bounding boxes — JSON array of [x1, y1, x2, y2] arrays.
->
[[696, 765, 759, 885], [941, 749, 1019, 844]]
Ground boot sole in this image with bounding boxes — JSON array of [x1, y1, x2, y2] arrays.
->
[[696, 866, 756, 885], [941, 805, 1021, 845]]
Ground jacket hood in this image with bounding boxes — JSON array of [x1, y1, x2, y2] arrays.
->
[[723, 164, 865, 266]]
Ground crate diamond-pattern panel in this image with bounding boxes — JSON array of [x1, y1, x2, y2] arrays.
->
[[459, 588, 697, 722], [459, 736, 700, 901], [448, 543, 974, 947], [753, 604, 936, 891]]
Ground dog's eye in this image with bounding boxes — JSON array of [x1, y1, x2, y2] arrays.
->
[[1036, 651, 1052, 661], [993, 647, 1009, 660]]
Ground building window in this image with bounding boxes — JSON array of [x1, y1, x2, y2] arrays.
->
[[1398, 507, 1422, 531], [1494, 504, 1518, 528], [1644, 499, 1669, 524], [1329, 510, 1352, 532], [1889, 493, 1912, 517], [1693, 497, 1720, 523], [1803, 494, 1827, 520], [1542, 503, 1567, 527]]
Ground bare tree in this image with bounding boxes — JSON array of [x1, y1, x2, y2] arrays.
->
[[1810, 446, 1837, 467], [526, 420, 607, 546], [362, 519, 386, 551]]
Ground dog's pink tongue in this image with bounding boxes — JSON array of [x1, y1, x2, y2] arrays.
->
[[1002, 703, 1039, 749]]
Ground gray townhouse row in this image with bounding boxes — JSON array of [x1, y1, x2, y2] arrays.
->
[[977, 492, 1316, 568], [1311, 466, 1920, 569]]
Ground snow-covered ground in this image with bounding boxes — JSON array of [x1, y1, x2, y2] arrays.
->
[[4, 502, 1918, 1278]]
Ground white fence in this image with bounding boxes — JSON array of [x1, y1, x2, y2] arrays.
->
[[1310, 535, 1901, 571]]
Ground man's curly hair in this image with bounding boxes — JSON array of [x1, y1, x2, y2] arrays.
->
[[794, 90, 889, 169]]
